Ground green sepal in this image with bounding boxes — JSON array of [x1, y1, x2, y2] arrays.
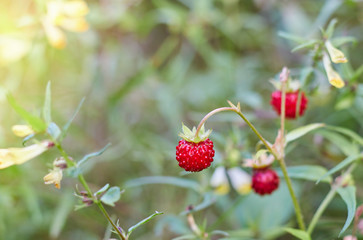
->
[[178, 123, 212, 143]]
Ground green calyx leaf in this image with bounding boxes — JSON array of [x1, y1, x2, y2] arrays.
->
[[178, 123, 212, 143]]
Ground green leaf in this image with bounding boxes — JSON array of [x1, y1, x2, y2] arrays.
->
[[286, 123, 325, 143], [317, 130, 359, 156], [47, 122, 61, 140], [325, 125, 363, 147], [331, 36, 357, 47], [283, 228, 311, 240], [172, 235, 197, 240], [337, 186, 356, 236], [7, 94, 46, 132], [94, 184, 110, 196], [127, 211, 163, 237], [335, 93, 355, 110], [65, 167, 81, 178], [275, 165, 332, 183], [43, 81, 52, 125], [210, 230, 229, 236], [324, 18, 338, 39], [100, 186, 123, 207], [22, 133, 35, 146], [291, 40, 318, 52], [124, 176, 201, 192], [59, 97, 85, 142], [278, 31, 305, 44], [181, 123, 193, 136], [317, 154, 363, 183], [77, 143, 111, 166]]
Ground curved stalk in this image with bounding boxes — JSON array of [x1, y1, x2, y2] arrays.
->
[[279, 158, 306, 230], [195, 107, 235, 137], [194, 101, 305, 230]]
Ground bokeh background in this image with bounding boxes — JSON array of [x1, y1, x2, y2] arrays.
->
[[0, 0, 363, 239]]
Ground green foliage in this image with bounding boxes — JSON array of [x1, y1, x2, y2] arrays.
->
[[275, 165, 332, 183], [0, 0, 362, 239], [337, 186, 356, 236], [7, 94, 46, 132], [284, 228, 311, 240], [100, 186, 123, 207]]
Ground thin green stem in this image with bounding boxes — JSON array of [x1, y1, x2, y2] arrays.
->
[[278, 71, 306, 230], [234, 110, 276, 156], [195, 107, 235, 137], [307, 163, 358, 235], [307, 188, 336, 235], [279, 158, 306, 230], [55, 142, 76, 167], [55, 143, 125, 240], [195, 105, 275, 156], [96, 201, 126, 240]]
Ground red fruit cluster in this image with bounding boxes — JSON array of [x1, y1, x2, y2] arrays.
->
[[176, 139, 215, 172], [270, 90, 308, 119], [251, 168, 279, 195]]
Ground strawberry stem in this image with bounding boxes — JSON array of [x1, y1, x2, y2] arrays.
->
[[195, 97, 306, 231], [196, 105, 276, 157], [195, 107, 235, 138], [279, 68, 306, 231]]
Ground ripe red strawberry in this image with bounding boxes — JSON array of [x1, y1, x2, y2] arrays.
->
[[176, 139, 215, 172], [270, 90, 308, 119], [251, 168, 279, 195], [176, 124, 214, 172]]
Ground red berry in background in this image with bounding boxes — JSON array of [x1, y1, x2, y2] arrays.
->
[[270, 90, 308, 119], [176, 139, 215, 172], [251, 168, 279, 195]]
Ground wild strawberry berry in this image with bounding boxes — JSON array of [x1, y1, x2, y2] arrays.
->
[[176, 139, 215, 172], [251, 168, 279, 195], [176, 124, 214, 172], [270, 90, 308, 119]]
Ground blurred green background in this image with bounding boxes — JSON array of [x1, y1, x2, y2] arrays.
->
[[0, 0, 363, 239]]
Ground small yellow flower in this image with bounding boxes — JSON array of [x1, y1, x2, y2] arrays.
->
[[43, 0, 89, 48], [325, 41, 348, 64], [323, 53, 345, 88], [44, 168, 63, 189], [11, 125, 34, 138], [0, 141, 53, 169]]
